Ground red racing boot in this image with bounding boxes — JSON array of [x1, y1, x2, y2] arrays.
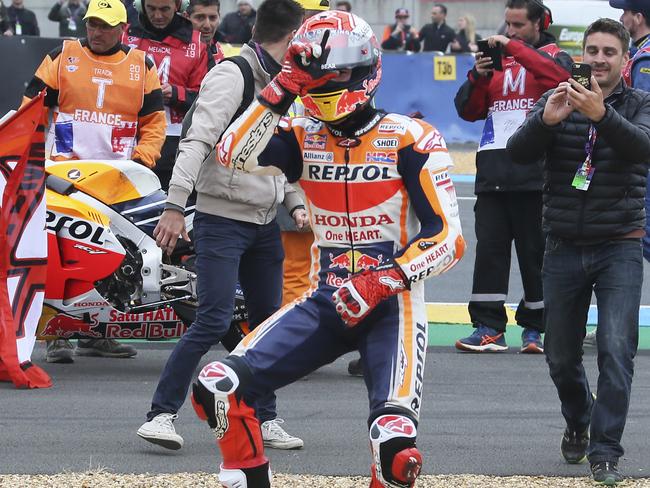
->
[[370, 447, 423, 487]]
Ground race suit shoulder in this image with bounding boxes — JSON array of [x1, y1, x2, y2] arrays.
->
[[217, 103, 465, 288], [624, 36, 650, 92]]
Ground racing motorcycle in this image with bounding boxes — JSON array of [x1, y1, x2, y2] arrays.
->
[[37, 159, 247, 346]]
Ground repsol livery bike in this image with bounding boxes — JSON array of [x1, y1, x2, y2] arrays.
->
[[37, 159, 247, 346]]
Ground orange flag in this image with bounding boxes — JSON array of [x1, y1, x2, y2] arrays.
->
[[0, 92, 51, 389]]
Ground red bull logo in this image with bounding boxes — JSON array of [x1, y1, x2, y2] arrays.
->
[[336, 89, 370, 117], [328, 250, 383, 272], [40, 313, 101, 338], [304, 134, 327, 150]]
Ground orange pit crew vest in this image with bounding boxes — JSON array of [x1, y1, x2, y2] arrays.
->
[[49, 40, 146, 161]]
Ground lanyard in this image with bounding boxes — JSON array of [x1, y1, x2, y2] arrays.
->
[[583, 124, 597, 169], [572, 124, 597, 191]]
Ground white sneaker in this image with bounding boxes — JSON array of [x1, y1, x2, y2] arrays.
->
[[137, 413, 184, 450], [261, 418, 303, 450]]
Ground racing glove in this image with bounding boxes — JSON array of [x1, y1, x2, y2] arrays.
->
[[258, 30, 338, 115], [332, 264, 409, 327]]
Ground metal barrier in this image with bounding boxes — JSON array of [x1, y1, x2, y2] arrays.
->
[[375, 52, 483, 144]]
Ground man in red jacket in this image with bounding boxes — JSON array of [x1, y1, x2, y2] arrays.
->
[[454, 0, 571, 354], [186, 0, 224, 62], [124, 0, 214, 190]]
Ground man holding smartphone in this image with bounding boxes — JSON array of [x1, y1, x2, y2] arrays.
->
[[507, 18, 650, 485], [381, 7, 420, 52], [454, 0, 571, 353]]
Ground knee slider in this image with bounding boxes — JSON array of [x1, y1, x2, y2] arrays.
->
[[369, 414, 422, 488], [192, 359, 242, 438]]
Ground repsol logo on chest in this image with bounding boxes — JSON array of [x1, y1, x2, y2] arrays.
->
[[46, 211, 105, 245], [308, 164, 391, 182]]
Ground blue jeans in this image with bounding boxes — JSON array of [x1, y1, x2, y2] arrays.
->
[[148, 211, 284, 423], [643, 178, 650, 261], [543, 236, 641, 463]]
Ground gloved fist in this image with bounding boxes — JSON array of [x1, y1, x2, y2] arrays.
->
[[332, 265, 409, 327], [259, 30, 338, 114]]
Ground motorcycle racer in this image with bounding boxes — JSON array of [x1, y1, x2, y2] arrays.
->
[[191, 11, 465, 488]]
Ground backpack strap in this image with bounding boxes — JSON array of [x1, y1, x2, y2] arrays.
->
[[223, 55, 255, 124], [179, 55, 255, 142]]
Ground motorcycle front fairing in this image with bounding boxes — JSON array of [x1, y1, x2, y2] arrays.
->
[[39, 159, 197, 341]]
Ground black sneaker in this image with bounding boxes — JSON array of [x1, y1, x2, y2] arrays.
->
[[347, 358, 363, 377], [76, 338, 137, 358], [561, 426, 589, 464], [591, 461, 623, 485], [45, 339, 75, 363]]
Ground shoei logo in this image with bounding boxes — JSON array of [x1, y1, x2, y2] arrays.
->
[[67, 169, 81, 179], [372, 138, 399, 149]]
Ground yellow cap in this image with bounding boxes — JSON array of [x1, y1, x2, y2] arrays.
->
[[295, 0, 330, 11], [84, 0, 127, 26]]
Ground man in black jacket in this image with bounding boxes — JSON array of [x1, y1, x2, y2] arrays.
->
[[220, 0, 255, 44], [48, 0, 88, 38], [507, 18, 650, 486], [6, 0, 38, 35], [418, 3, 455, 52], [381, 7, 419, 52]]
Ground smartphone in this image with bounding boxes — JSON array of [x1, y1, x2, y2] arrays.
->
[[571, 62, 592, 90], [476, 39, 503, 71]]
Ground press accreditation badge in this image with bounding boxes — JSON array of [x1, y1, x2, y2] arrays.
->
[[572, 124, 597, 191], [571, 163, 595, 191]]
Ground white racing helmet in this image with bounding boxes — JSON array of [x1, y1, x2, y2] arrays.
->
[[296, 11, 382, 122]]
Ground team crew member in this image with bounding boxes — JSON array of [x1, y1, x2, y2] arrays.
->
[[136, 0, 305, 453], [610, 0, 650, 264], [454, 0, 571, 353], [191, 11, 465, 487], [186, 0, 224, 62], [23, 0, 166, 362], [124, 0, 214, 190]]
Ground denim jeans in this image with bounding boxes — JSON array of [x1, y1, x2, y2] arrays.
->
[[543, 235, 641, 463], [643, 174, 650, 261], [148, 211, 284, 423]]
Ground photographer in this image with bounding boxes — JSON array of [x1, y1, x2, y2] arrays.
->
[[454, 0, 571, 353], [507, 18, 650, 485], [381, 7, 420, 52]]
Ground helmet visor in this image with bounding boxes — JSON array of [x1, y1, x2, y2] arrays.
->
[[294, 29, 379, 70]]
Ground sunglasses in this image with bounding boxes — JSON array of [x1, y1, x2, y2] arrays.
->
[[396, 15, 409, 19]]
